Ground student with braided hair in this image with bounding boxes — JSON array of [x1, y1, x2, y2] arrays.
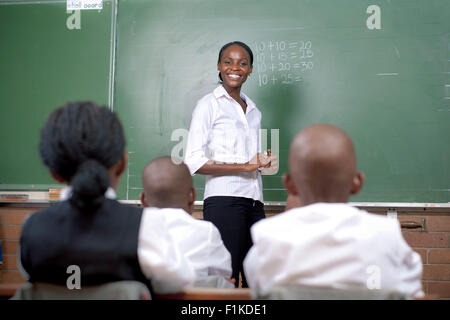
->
[[19, 101, 195, 295]]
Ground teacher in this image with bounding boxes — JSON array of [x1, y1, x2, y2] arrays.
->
[[184, 41, 277, 287]]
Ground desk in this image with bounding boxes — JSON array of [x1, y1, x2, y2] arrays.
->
[[0, 283, 21, 299], [155, 288, 252, 300]]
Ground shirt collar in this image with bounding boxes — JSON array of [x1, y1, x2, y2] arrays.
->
[[59, 186, 117, 201], [213, 85, 256, 113], [145, 207, 189, 215]]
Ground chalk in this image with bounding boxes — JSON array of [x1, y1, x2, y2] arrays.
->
[[0, 194, 29, 201]]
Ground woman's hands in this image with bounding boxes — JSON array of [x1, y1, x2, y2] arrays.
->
[[260, 154, 279, 175], [246, 152, 268, 171], [246, 151, 277, 173]]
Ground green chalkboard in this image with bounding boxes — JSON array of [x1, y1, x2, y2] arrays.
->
[[1, 0, 449, 203], [114, 0, 449, 203], [0, 0, 114, 190]]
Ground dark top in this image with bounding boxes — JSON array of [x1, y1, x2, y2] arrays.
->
[[19, 199, 152, 290]]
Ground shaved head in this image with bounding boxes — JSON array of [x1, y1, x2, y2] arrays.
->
[[141, 156, 196, 213], [287, 124, 364, 205]]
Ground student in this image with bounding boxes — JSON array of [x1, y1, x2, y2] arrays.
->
[[19, 101, 195, 295], [139, 156, 233, 281], [184, 41, 277, 287], [243, 123, 424, 298]]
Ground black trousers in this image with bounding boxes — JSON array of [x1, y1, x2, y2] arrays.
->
[[203, 196, 265, 288]]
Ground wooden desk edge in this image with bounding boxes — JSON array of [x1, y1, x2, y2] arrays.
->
[[0, 283, 22, 297], [0, 283, 252, 300], [0, 284, 440, 300], [155, 287, 252, 300]]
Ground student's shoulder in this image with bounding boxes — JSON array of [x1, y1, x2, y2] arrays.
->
[[21, 201, 72, 236], [165, 209, 218, 233], [250, 208, 296, 235], [28, 200, 72, 220], [187, 217, 225, 243], [174, 209, 212, 229], [349, 206, 404, 246], [194, 217, 220, 233], [106, 199, 143, 219], [32, 199, 141, 219], [142, 207, 190, 226], [318, 203, 400, 232], [107, 198, 141, 210], [356, 206, 399, 230]]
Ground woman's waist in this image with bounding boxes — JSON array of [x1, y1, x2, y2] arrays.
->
[[204, 173, 262, 192], [207, 153, 254, 164], [203, 179, 264, 201]]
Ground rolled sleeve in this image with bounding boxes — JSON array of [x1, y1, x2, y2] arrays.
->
[[184, 100, 213, 175]]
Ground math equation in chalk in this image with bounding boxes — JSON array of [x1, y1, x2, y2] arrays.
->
[[254, 40, 314, 87]]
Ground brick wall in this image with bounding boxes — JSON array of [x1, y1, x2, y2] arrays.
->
[[2, 204, 449, 299], [397, 214, 450, 299], [0, 208, 32, 286]]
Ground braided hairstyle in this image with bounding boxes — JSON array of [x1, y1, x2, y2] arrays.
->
[[39, 101, 125, 210], [217, 41, 254, 82]]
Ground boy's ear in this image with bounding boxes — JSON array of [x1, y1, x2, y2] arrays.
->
[[282, 173, 298, 196], [50, 171, 66, 184], [350, 171, 365, 195], [139, 191, 148, 207]]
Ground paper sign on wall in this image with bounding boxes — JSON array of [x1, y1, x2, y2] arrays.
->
[[67, 0, 103, 10]]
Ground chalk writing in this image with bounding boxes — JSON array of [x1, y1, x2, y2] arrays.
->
[[254, 40, 314, 87]]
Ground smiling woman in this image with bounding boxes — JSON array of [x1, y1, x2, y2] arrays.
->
[[184, 41, 278, 288], [217, 42, 253, 113]]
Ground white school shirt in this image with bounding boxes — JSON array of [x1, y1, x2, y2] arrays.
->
[[243, 203, 424, 298], [57, 187, 196, 294], [184, 85, 263, 202], [143, 207, 232, 279]]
